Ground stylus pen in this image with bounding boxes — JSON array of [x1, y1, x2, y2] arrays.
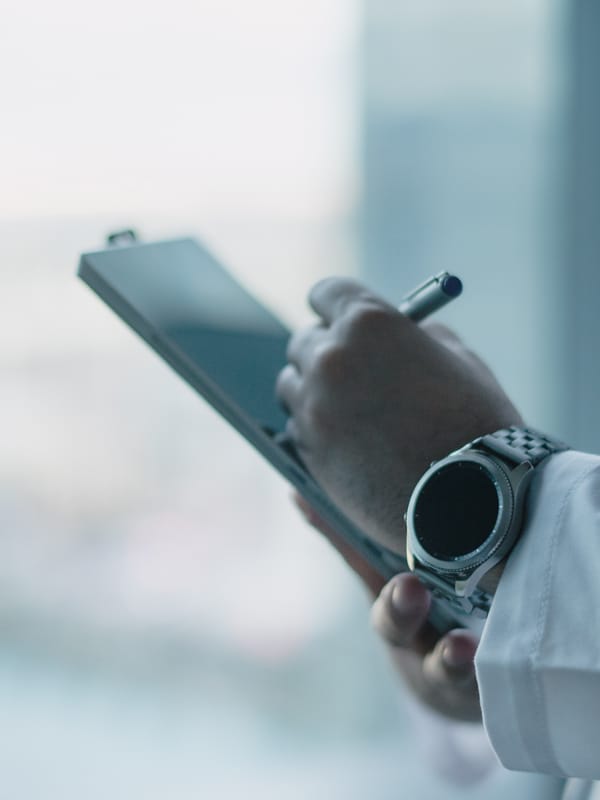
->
[[398, 272, 463, 322]]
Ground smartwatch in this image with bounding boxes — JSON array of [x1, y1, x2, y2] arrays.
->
[[405, 426, 569, 616]]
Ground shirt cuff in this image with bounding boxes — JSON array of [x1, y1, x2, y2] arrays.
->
[[475, 450, 600, 778]]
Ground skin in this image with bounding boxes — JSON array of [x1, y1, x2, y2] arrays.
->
[[294, 494, 482, 721], [276, 277, 523, 722]]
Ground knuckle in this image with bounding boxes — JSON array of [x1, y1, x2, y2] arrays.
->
[[309, 276, 339, 302], [284, 416, 301, 443], [311, 342, 349, 382], [345, 302, 394, 339], [275, 364, 298, 407], [285, 330, 300, 362], [286, 325, 313, 363], [275, 363, 293, 393]]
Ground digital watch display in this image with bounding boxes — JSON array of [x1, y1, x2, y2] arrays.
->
[[412, 461, 501, 560]]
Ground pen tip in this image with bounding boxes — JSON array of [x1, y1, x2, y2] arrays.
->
[[441, 275, 463, 298]]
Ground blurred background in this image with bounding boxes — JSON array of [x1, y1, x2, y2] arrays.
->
[[1, 0, 598, 797]]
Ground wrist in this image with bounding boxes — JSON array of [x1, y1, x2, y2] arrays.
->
[[405, 425, 569, 617]]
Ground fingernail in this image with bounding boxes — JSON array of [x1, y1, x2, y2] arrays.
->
[[442, 634, 477, 669], [391, 577, 426, 615]]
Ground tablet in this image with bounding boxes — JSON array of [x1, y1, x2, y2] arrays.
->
[[78, 236, 465, 632]]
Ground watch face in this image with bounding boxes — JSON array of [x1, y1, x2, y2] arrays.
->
[[412, 461, 501, 560]]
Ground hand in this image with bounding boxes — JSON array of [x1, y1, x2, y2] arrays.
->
[[276, 277, 522, 554], [295, 494, 482, 722], [372, 574, 481, 722]]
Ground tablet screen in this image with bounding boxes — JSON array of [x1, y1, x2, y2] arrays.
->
[[81, 239, 290, 434]]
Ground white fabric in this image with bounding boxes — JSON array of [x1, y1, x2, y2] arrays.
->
[[475, 450, 600, 785], [402, 685, 500, 786]]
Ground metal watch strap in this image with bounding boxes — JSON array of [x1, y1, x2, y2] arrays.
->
[[417, 426, 569, 617], [480, 425, 570, 466], [411, 566, 493, 617]]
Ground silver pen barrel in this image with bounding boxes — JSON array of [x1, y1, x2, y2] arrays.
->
[[398, 272, 462, 322]]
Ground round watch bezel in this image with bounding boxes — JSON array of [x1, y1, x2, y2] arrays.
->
[[406, 451, 515, 574]]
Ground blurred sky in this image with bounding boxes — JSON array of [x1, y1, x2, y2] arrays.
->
[[0, 0, 359, 221]]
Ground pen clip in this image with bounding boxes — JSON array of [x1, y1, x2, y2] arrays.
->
[[400, 271, 450, 303]]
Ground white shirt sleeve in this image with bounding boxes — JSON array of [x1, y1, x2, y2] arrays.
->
[[475, 450, 600, 779]]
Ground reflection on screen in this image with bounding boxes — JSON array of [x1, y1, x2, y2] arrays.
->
[[86, 239, 290, 432], [165, 325, 289, 430]]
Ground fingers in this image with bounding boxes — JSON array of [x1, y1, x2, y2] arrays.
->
[[372, 574, 481, 721], [275, 363, 301, 414], [309, 277, 391, 325], [421, 629, 481, 721], [281, 277, 401, 410], [286, 324, 326, 372], [371, 573, 434, 652], [422, 629, 478, 687], [309, 277, 366, 324], [371, 574, 478, 675]]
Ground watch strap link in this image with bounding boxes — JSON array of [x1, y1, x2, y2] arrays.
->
[[480, 426, 569, 467], [412, 566, 491, 617]]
